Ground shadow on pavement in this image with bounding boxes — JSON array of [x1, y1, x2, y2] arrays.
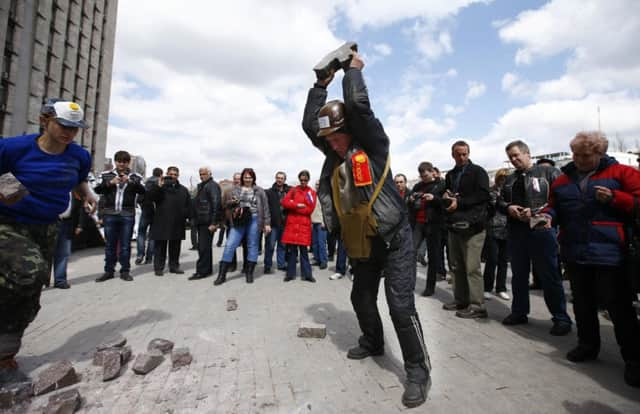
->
[[563, 399, 626, 414], [20, 309, 172, 373], [304, 302, 405, 383]]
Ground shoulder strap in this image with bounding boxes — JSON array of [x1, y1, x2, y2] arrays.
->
[[331, 154, 391, 217]]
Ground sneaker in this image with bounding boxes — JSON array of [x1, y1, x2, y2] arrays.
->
[[120, 272, 133, 281], [566, 344, 599, 362], [502, 313, 528, 326], [346, 345, 384, 360], [442, 301, 466, 311], [455, 306, 488, 319], [549, 321, 572, 336], [497, 291, 510, 300], [329, 273, 344, 280], [95, 272, 114, 282], [54, 281, 71, 289], [483, 291, 492, 300], [135, 257, 144, 265]]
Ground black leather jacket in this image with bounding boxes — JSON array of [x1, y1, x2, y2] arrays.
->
[[498, 164, 560, 223], [94, 170, 145, 216], [194, 178, 222, 226], [302, 68, 407, 244]]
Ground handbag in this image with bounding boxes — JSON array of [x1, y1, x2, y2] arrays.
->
[[232, 206, 252, 226], [331, 154, 390, 259]]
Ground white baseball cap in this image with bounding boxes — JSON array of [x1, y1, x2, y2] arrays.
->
[[41, 98, 88, 128]]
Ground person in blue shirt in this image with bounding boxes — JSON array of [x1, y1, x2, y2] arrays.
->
[[0, 98, 96, 385]]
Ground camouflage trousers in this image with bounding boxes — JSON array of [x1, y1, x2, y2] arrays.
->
[[0, 221, 57, 359]]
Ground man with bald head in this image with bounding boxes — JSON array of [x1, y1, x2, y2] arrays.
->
[[545, 131, 640, 388], [189, 167, 222, 280]]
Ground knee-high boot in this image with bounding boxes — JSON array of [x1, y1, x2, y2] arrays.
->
[[214, 261, 230, 286], [245, 261, 256, 283]]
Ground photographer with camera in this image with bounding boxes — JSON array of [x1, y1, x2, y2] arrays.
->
[[94, 150, 145, 282]]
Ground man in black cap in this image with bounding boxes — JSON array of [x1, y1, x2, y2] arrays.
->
[[302, 51, 430, 408]]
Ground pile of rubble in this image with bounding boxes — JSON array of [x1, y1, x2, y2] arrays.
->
[[0, 336, 192, 413]]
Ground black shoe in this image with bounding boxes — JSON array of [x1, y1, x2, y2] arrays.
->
[[304, 276, 316, 283], [188, 273, 210, 280], [347, 345, 384, 360], [624, 362, 640, 387], [155, 270, 164, 276], [245, 261, 256, 283], [319, 263, 327, 270], [215, 242, 222, 247], [422, 287, 434, 297], [144, 257, 153, 265], [442, 301, 466, 311], [264, 266, 272, 274], [402, 379, 429, 408], [312, 261, 320, 267], [169, 268, 185, 274], [135, 257, 144, 265], [277, 266, 287, 271], [283, 275, 294, 282], [456, 306, 488, 319], [549, 321, 572, 336], [54, 281, 71, 289], [418, 258, 427, 266], [214, 261, 230, 286], [120, 272, 133, 281], [96, 272, 114, 282], [566, 344, 599, 362], [502, 313, 529, 326]]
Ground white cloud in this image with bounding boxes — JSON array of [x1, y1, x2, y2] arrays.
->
[[443, 104, 465, 116], [372, 43, 393, 56], [465, 81, 487, 103]]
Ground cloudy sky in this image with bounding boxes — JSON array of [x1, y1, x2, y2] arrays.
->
[[107, 0, 640, 188]]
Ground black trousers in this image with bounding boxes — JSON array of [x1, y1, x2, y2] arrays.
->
[[154, 240, 182, 271], [567, 262, 640, 363], [196, 225, 214, 275], [483, 235, 508, 293], [424, 223, 443, 291], [351, 223, 430, 384]]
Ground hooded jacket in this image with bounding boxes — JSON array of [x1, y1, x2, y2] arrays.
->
[[281, 185, 316, 246], [546, 155, 640, 266], [302, 68, 407, 246]]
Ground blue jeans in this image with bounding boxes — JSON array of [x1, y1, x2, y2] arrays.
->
[[136, 215, 154, 259], [222, 215, 259, 263], [336, 239, 348, 275], [264, 225, 286, 269], [103, 214, 135, 273], [53, 220, 72, 284], [287, 245, 312, 279], [509, 224, 572, 324], [311, 223, 328, 265]]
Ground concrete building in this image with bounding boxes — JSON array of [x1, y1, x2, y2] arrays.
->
[[0, 0, 118, 172]]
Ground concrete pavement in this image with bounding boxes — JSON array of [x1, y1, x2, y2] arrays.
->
[[16, 238, 640, 413]]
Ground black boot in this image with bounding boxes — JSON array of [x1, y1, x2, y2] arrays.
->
[[245, 261, 256, 283], [214, 261, 230, 286], [391, 313, 431, 408], [229, 254, 237, 272]]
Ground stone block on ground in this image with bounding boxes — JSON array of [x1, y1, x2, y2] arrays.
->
[[32, 361, 79, 396], [297, 322, 327, 339], [96, 334, 127, 351], [102, 350, 122, 381], [226, 299, 238, 311], [0, 173, 29, 202], [43, 388, 81, 414], [0, 381, 32, 410], [93, 344, 132, 367], [147, 338, 174, 354], [171, 347, 193, 369], [132, 350, 164, 375], [119, 345, 132, 364]]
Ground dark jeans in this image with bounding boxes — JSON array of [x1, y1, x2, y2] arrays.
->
[[336, 239, 348, 275], [154, 239, 182, 271], [287, 245, 312, 279], [103, 214, 135, 273], [351, 223, 429, 384], [53, 220, 72, 284], [509, 225, 571, 324], [196, 225, 214, 275], [327, 232, 337, 258], [311, 223, 328, 265], [136, 214, 154, 260], [483, 235, 508, 293], [424, 224, 443, 291], [190, 220, 198, 248], [264, 225, 285, 269], [567, 263, 640, 362]]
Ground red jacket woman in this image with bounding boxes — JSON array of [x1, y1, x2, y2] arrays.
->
[[281, 170, 317, 282]]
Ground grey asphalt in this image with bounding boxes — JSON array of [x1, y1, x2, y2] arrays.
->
[[17, 236, 640, 413]]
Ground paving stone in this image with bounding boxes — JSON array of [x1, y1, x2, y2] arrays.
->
[[0, 381, 32, 410], [96, 334, 127, 351], [0, 172, 28, 202], [226, 299, 238, 311], [132, 350, 164, 375], [297, 322, 327, 339], [147, 338, 174, 354], [102, 350, 122, 381], [171, 347, 193, 369], [43, 388, 81, 414], [32, 360, 80, 396], [120, 345, 133, 364]]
